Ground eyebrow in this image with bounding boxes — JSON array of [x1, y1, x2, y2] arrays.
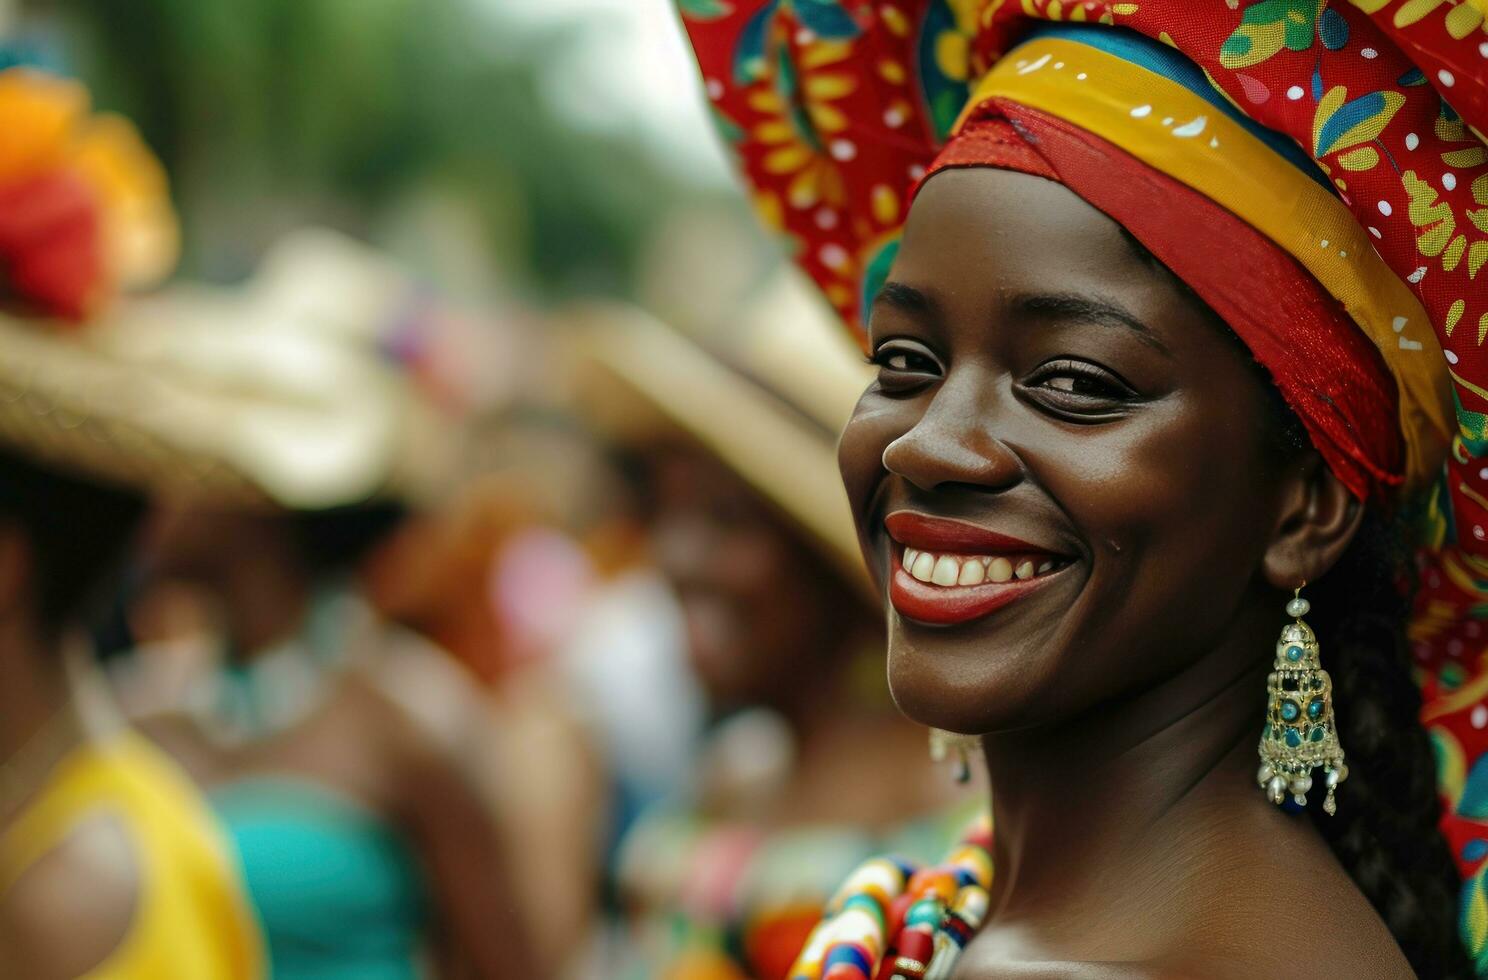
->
[[1013, 292, 1172, 356], [874, 281, 1171, 356], [874, 281, 935, 316]]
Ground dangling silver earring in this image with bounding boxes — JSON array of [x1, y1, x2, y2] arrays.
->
[[929, 728, 978, 784], [1257, 587, 1348, 814]]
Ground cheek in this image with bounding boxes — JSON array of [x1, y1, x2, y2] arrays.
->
[[1031, 396, 1277, 700], [839, 396, 906, 575], [719, 533, 816, 638]]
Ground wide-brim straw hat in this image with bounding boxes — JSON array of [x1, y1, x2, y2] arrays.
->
[[0, 229, 460, 510], [566, 270, 874, 594]]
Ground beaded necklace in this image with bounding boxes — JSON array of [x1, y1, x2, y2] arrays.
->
[[786, 814, 993, 980]]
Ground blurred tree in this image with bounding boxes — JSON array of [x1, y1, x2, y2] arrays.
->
[[28, 0, 737, 299]]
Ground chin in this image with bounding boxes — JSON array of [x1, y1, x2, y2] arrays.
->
[[885, 624, 1062, 735]]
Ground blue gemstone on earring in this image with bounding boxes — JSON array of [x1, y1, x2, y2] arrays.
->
[[1310, 726, 1325, 742], [1280, 701, 1300, 722], [1285, 729, 1302, 747], [1307, 699, 1324, 719], [1285, 645, 1304, 662]]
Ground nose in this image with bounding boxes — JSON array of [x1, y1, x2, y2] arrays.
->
[[881, 372, 1023, 494]]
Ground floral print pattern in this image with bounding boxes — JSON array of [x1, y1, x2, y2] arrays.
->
[[681, 0, 1488, 966]]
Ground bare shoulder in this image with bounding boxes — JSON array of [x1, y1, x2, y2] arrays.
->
[[0, 812, 139, 980], [354, 627, 494, 760], [956, 962, 1164, 979], [133, 711, 229, 783], [1164, 801, 1414, 979], [958, 800, 1413, 980], [957, 952, 1406, 980]]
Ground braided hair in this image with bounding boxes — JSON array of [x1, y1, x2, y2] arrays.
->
[[1117, 226, 1470, 975], [0, 447, 145, 638], [1258, 364, 1470, 977]]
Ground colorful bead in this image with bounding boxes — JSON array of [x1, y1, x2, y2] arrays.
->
[[886, 892, 914, 937], [896, 927, 934, 964], [890, 957, 927, 980], [842, 893, 887, 933], [783, 814, 993, 980], [907, 868, 957, 902], [904, 898, 944, 928], [832, 858, 906, 911], [952, 885, 990, 926], [824, 941, 873, 974]]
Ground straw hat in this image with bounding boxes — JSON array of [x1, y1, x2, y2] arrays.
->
[[566, 269, 874, 593], [1, 224, 479, 510], [0, 65, 467, 509]]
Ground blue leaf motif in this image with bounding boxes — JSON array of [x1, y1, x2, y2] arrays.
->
[[1315, 90, 1397, 157], [1461, 754, 1488, 820], [732, 1, 781, 84], [860, 236, 900, 322], [1318, 8, 1349, 50], [794, 0, 861, 39]]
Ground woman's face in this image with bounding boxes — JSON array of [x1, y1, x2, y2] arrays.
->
[[839, 167, 1295, 735], [650, 445, 846, 711]]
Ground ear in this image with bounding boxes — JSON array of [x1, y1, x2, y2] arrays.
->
[[1261, 453, 1363, 590]]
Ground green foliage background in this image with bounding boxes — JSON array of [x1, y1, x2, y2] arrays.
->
[[32, 0, 732, 298]]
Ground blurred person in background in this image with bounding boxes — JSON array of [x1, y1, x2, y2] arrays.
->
[[569, 280, 977, 980], [101, 231, 546, 979], [362, 462, 623, 977], [0, 66, 264, 978]]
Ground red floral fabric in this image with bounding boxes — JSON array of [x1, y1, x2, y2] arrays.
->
[[678, 0, 1488, 962]]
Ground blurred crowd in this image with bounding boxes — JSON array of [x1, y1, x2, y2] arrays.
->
[[0, 1, 982, 978]]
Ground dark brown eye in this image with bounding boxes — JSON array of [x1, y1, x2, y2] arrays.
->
[[1024, 359, 1137, 417], [871, 339, 941, 390]]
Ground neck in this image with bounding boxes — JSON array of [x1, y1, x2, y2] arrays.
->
[[982, 603, 1274, 916], [0, 617, 73, 766], [214, 549, 311, 658], [0, 618, 77, 832]]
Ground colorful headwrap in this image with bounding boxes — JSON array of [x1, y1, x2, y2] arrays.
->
[[678, 0, 1488, 969]]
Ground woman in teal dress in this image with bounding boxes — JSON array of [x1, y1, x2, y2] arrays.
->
[[111, 232, 541, 979]]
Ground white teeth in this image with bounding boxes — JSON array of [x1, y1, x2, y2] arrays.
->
[[900, 548, 1061, 587], [931, 555, 961, 586]]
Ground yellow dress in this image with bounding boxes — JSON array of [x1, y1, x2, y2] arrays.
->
[[0, 731, 264, 979]]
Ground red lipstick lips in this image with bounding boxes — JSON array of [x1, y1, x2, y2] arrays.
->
[[884, 511, 1067, 626]]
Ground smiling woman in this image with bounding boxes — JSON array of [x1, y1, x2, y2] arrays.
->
[[676, 2, 1488, 978]]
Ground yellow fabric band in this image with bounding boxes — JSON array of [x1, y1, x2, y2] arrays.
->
[[961, 35, 1453, 493]]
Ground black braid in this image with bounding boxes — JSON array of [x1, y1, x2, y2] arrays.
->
[[1256, 379, 1470, 977], [1304, 514, 1471, 978], [1120, 223, 1470, 973]]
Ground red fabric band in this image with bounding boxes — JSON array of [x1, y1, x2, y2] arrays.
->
[[921, 102, 1403, 502]]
